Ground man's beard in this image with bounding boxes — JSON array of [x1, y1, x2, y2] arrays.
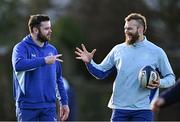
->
[[37, 30, 51, 42], [125, 31, 139, 45]]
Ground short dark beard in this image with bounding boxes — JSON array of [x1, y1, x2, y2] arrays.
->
[[125, 31, 139, 45], [37, 29, 50, 42]]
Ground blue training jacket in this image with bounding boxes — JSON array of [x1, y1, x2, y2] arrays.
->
[[12, 35, 68, 108]]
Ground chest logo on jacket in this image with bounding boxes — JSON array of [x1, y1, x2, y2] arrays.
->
[[48, 52, 53, 56], [31, 53, 36, 58]]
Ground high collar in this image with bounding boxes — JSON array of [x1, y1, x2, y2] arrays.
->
[[129, 36, 147, 47], [23, 34, 48, 48]]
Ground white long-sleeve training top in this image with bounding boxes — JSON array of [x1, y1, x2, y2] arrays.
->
[[86, 37, 175, 110]]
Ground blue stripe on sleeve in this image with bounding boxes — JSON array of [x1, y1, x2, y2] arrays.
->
[[86, 62, 116, 79]]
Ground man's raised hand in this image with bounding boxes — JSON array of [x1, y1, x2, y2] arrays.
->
[[75, 44, 96, 64]]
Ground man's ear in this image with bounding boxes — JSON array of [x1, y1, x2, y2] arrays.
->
[[138, 27, 144, 34], [32, 27, 39, 34]]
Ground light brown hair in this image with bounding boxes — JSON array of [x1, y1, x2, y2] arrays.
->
[[125, 13, 147, 33]]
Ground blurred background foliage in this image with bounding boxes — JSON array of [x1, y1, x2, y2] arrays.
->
[[0, 0, 180, 121]]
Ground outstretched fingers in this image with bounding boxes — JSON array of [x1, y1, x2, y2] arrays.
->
[[76, 47, 83, 53], [91, 49, 96, 55], [55, 54, 63, 62], [81, 44, 88, 53], [75, 51, 82, 60], [56, 58, 63, 62], [55, 54, 62, 58], [75, 50, 81, 56], [75, 44, 96, 63], [75, 47, 83, 59]]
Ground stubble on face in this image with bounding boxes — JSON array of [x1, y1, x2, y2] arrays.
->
[[125, 30, 139, 45], [37, 28, 51, 42]]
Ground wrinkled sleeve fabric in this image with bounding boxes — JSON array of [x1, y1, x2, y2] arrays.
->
[[158, 48, 175, 88], [86, 47, 116, 79], [12, 43, 46, 72], [12, 42, 46, 94], [56, 61, 68, 105]]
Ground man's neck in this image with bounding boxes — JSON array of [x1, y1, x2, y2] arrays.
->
[[31, 34, 44, 47], [137, 35, 145, 42]]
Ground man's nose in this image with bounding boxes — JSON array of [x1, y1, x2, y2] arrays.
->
[[124, 29, 128, 34]]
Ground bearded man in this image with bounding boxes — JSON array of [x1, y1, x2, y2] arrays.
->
[[12, 14, 69, 121], [75, 13, 175, 121]]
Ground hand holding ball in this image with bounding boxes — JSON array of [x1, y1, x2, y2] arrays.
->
[[138, 65, 160, 89]]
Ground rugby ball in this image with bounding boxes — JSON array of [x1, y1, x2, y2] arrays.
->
[[138, 65, 159, 89]]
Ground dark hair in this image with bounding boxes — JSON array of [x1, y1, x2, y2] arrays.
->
[[28, 14, 50, 33], [125, 13, 147, 33]]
